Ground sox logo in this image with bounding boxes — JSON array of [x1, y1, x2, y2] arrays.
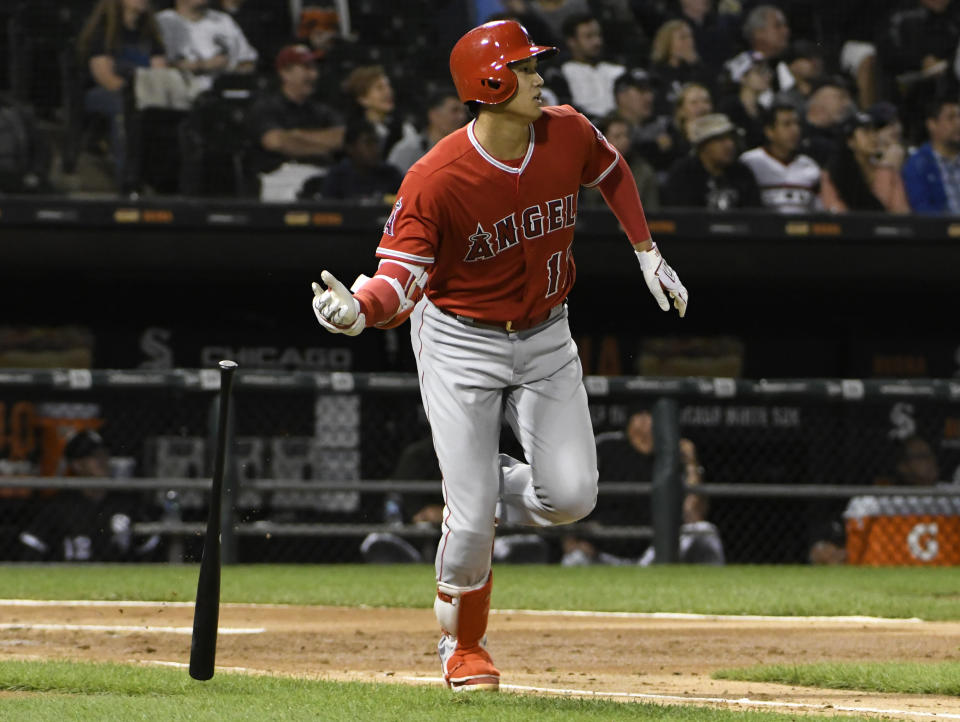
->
[[464, 194, 576, 262]]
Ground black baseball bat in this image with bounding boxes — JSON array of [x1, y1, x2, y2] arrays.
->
[[189, 359, 238, 681]]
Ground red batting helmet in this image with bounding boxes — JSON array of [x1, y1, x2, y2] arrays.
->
[[449, 20, 557, 105]]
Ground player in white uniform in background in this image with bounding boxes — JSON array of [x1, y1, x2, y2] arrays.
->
[[740, 101, 821, 213], [310, 21, 687, 691]]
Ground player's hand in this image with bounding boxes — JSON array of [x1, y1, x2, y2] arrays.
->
[[311, 270, 366, 336], [636, 243, 687, 317]]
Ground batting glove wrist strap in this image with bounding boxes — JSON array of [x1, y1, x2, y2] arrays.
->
[[636, 243, 688, 318]]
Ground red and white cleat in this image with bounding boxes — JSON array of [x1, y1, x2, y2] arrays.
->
[[438, 634, 500, 692]]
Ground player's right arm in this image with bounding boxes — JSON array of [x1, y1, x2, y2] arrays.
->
[[312, 260, 427, 335], [311, 171, 439, 336]]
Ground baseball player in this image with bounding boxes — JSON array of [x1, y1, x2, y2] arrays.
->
[[312, 20, 687, 691]]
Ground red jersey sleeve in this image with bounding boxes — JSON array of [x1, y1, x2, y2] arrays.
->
[[375, 169, 441, 266], [574, 112, 620, 188]]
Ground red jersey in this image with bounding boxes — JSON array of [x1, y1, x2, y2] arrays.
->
[[375, 105, 618, 321]]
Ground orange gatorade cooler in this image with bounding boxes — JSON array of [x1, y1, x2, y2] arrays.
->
[[845, 494, 960, 566]]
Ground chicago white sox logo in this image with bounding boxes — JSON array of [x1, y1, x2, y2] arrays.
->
[[383, 197, 402, 236]]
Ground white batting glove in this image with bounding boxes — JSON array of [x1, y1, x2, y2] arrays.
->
[[311, 270, 366, 336], [636, 243, 687, 317]]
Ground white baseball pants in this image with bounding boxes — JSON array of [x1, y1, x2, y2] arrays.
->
[[411, 298, 598, 588]]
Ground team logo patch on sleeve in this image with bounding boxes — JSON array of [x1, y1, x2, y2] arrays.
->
[[590, 121, 616, 154], [383, 197, 403, 236]]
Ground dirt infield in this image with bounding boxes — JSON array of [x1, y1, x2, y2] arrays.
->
[[1, 602, 959, 720]]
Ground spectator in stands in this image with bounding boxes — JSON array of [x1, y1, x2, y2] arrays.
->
[[881, 0, 960, 143], [820, 111, 910, 213], [559, 13, 625, 119], [833, 0, 891, 110], [486, 3, 558, 48], [671, 0, 737, 69], [719, 51, 773, 151], [580, 114, 659, 210], [315, 119, 403, 202], [893, 435, 942, 486], [870, 101, 907, 177], [18, 430, 161, 562], [341, 65, 416, 158], [902, 97, 960, 213], [157, 0, 257, 94], [807, 520, 847, 565], [359, 425, 440, 564], [527, 0, 590, 46], [740, 4, 795, 101], [248, 44, 344, 201], [387, 90, 467, 174], [742, 4, 790, 64], [574, 0, 649, 68], [637, 474, 725, 566], [296, 6, 361, 93], [808, 434, 944, 565], [650, 81, 714, 176], [650, 19, 715, 117], [0, 95, 51, 194], [613, 68, 656, 135], [776, 40, 824, 111], [801, 77, 856, 167], [612, 69, 674, 174], [77, 0, 167, 189], [662, 112, 762, 209], [561, 409, 723, 566], [740, 102, 821, 213]]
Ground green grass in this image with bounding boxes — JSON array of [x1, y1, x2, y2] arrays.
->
[[0, 566, 954, 720], [0, 660, 849, 721], [714, 661, 960, 696], [2, 564, 959, 620]]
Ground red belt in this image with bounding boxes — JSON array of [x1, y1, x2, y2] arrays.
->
[[439, 305, 562, 333]]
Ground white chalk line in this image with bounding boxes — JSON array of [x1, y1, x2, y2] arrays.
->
[[493, 609, 925, 624], [0, 623, 264, 635], [399, 675, 960, 720], [140, 660, 266, 675], [0, 600, 928, 624]]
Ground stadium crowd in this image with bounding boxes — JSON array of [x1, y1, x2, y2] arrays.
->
[[3, 0, 960, 207]]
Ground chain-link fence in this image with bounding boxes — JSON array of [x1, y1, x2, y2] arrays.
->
[[1, 371, 958, 565]]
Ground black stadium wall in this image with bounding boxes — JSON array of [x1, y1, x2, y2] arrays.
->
[[1, 199, 957, 379]]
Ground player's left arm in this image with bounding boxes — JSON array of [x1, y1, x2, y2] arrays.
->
[[570, 107, 687, 317], [594, 156, 687, 317]]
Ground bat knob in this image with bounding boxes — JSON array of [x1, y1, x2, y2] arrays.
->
[[219, 360, 238, 371]]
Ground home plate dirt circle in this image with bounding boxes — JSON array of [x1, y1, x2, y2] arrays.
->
[[0, 601, 958, 720]]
